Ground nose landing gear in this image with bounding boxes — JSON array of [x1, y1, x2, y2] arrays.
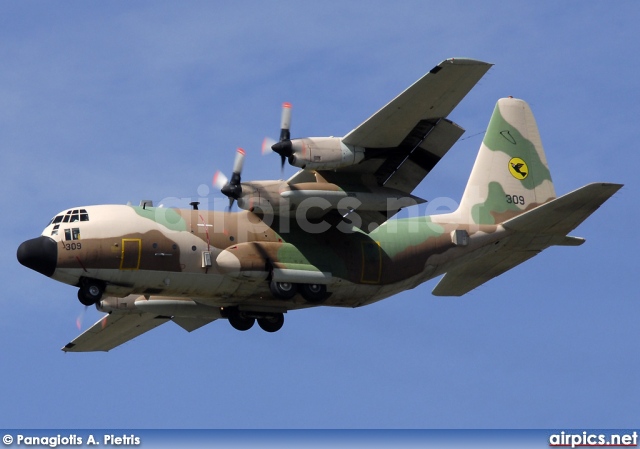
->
[[77, 279, 105, 306]]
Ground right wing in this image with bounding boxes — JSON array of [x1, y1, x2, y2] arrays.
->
[[318, 59, 492, 231], [342, 58, 492, 150]]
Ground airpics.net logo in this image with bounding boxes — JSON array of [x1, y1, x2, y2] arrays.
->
[[157, 184, 464, 235], [549, 431, 638, 448]]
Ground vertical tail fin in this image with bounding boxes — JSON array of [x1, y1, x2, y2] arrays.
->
[[456, 97, 556, 225]]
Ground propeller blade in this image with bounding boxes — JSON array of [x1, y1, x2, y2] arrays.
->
[[212, 170, 228, 190], [232, 148, 246, 175], [76, 305, 88, 330], [279, 102, 292, 142], [261, 137, 276, 155], [219, 148, 246, 212]]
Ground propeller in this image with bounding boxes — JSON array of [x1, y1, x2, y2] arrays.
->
[[261, 137, 276, 155], [269, 102, 294, 176], [214, 148, 246, 210], [76, 306, 88, 330]]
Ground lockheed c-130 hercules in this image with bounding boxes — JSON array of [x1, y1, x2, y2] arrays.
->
[[17, 58, 622, 352]]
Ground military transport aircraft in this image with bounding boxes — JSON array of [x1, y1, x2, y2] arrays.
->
[[17, 58, 622, 352]]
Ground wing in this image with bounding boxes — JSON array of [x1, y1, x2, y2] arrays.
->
[[319, 58, 492, 230], [62, 312, 171, 352], [343, 58, 492, 148]]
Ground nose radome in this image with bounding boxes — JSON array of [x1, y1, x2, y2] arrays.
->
[[17, 236, 58, 277]]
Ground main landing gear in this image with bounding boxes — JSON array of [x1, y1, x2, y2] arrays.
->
[[77, 278, 105, 306], [226, 308, 285, 333], [269, 280, 328, 303]]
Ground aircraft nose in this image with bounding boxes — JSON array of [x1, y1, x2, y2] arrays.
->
[[17, 236, 58, 277]]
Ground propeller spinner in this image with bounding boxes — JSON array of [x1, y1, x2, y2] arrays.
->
[[214, 148, 246, 210]]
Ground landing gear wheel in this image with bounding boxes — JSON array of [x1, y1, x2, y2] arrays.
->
[[228, 310, 255, 331], [77, 289, 95, 306], [269, 279, 298, 300], [257, 313, 284, 333], [300, 283, 327, 303], [77, 280, 104, 306]]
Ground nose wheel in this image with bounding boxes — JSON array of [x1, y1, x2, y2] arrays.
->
[[77, 279, 104, 306]]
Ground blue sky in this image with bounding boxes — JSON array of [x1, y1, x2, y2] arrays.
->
[[2, 1, 638, 429]]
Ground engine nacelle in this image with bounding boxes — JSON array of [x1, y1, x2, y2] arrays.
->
[[288, 137, 364, 170], [96, 296, 140, 313]]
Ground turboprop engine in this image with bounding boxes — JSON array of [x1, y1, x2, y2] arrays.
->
[[271, 137, 365, 171]]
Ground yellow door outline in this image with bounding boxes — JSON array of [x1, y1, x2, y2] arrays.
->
[[120, 238, 142, 270], [361, 240, 382, 284]]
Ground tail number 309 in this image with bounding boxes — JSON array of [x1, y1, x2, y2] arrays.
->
[[506, 194, 525, 205]]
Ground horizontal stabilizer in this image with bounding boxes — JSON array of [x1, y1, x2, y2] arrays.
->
[[502, 183, 623, 234], [433, 183, 622, 296], [432, 250, 540, 297], [62, 312, 170, 352]]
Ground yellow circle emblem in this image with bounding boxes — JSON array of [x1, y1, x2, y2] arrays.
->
[[508, 157, 529, 180]]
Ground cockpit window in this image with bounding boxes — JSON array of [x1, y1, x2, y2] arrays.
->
[[49, 209, 89, 236]]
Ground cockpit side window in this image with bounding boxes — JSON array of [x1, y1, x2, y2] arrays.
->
[[64, 227, 81, 241]]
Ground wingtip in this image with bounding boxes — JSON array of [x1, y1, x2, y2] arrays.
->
[[442, 57, 494, 66]]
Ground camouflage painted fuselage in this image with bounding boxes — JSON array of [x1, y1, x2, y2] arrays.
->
[[46, 204, 505, 311]]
